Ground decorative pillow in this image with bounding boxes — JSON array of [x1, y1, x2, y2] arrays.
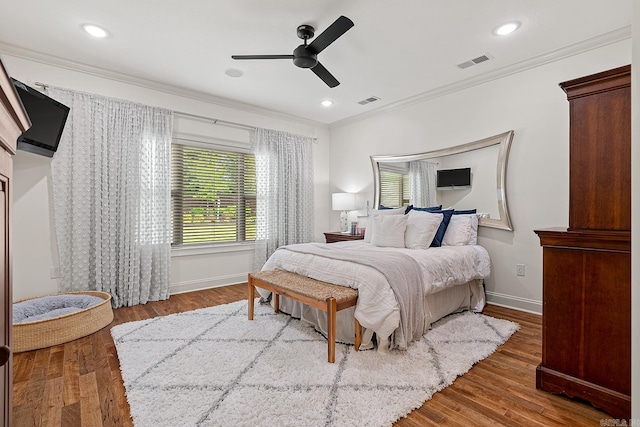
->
[[468, 214, 479, 245], [371, 206, 405, 215], [364, 207, 405, 243], [411, 205, 442, 213], [442, 214, 479, 246], [428, 209, 455, 247], [404, 210, 443, 249], [453, 209, 477, 215], [380, 204, 413, 214], [370, 214, 408, 248]]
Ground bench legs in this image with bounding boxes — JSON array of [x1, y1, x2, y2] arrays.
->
[[247, 280, 359, 364], [327, 297, 337, 363], [248, 281, 255, 320], [247, 280, 279, 318]]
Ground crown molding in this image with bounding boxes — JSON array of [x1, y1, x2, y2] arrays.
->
[[329, 25, 631, 130], [0, 42, 327, 130]]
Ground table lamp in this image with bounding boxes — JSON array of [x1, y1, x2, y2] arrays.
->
[[332, 192, 357, 232]]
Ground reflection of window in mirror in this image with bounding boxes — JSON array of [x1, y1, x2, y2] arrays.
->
[[379, 163, 409, 208]]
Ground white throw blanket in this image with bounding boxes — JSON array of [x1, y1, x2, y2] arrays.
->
[[261, 240, 491, 349]]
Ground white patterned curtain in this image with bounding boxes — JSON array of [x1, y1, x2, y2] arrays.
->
[[252, 128, 314, 271], [49, 87, 172, 308], [409, 160, 438, 208]]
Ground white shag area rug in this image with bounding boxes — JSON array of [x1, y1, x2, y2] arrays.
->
[[111, 299, 519, 427]]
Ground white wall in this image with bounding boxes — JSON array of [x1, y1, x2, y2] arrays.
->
[[328, 40, 631, 313], [5, 54, 331, 301]]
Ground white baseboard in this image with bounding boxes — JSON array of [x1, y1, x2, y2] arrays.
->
[[170, 273, 248, 295], [485, 291, 542, 315]]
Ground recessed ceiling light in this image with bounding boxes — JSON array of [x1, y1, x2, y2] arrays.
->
[[494, 22, 520, 36], [321, 100, 333, 107], [82, 24, 109, 38], [224, 68, 244, 78]]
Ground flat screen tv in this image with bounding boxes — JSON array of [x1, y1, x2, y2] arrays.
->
[[437, 167, 471, 189], [11, 78, 70, 158]]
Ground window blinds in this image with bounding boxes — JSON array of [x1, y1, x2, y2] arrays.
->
[[171, 143, 256, 245], [379, 169, 410, 208]]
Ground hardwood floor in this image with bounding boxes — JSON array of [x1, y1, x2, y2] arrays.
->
[[12, 285, 611, 426]]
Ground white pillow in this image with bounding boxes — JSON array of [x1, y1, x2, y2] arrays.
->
[[370, 214, 408, 248], [364, 207, 405, 243], [404, 210, 443, 249], [442, 214, 479, 246]]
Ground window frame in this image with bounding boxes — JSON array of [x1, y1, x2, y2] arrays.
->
[[378, 163, 410, 208], [170, 140, 256, 248]]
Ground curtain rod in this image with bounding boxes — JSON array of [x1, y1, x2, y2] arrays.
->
[[34, 82, 254, 131], [34, 83, 317, 141], [175, 110, 318, 142], [173, 110, 257, 132]]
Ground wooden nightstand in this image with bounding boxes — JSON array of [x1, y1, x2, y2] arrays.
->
[[323, 232, 364, 243]]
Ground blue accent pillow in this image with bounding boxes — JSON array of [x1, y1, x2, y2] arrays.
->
[[428, 209, 455, 247], [453, 209, 477, 215], [411, 205, 442, 213]]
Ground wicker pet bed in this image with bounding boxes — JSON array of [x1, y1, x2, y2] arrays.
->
[[12, 291, 114, 352]]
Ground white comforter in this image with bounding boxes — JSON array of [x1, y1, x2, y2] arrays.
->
[[260, 240, 491, 344]]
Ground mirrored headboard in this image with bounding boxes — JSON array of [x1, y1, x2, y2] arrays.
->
[[370, 130, 514, 231]]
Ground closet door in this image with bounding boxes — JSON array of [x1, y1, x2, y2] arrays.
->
[[0, 58, 28, 427], [0, 163, 9, 427]]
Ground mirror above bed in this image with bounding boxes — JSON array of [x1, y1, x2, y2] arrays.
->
[[370, 130, 515, 231]]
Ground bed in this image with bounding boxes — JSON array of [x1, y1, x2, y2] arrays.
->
[[257, 207, 490, 351]]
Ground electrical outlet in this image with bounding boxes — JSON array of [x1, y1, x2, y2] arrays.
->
[[516, 264, 525, 277], [50, 266, 60, 278]]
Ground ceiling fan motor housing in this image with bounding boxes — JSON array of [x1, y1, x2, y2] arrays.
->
[[293, 45, 318, 68]]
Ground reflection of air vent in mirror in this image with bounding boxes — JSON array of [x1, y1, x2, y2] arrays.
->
[[358, 96, 380, 105], [456, 53, 493, 70]]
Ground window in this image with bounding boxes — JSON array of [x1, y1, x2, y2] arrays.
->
[[379, 165, 410, 208], [171, 143, 256, 246]]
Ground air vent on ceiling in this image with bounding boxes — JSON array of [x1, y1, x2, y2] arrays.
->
[[358, 96, 381, 105], [456, 53, 493, 70]]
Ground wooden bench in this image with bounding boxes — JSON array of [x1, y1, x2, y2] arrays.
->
[[248, 270, 361, 363]]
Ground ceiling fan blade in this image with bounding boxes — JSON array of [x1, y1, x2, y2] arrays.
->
[[308, 16, 354, 54], [311, 62, 339, 88], [231, 55, 294, 60]]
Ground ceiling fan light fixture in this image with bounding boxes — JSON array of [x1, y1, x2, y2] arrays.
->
[[494, 22, 520, 36], [321, 100, 333, 107], [82, 24, 109, 38]]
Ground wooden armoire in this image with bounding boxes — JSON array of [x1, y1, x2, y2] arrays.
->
[[535, 65, 631, 419], [0, 58, 31, 427]]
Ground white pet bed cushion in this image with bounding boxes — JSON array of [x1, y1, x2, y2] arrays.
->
[[12, 291, 114, 352]]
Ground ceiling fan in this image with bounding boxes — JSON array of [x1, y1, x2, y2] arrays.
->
[[231, 16, 354, 88]]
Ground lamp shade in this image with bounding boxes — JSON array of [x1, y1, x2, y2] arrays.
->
[[332, 192, 357, 211]]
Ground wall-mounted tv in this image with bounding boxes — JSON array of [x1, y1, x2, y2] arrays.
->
[[437, 167, 471, 189], [11, 78, 69, 158]]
